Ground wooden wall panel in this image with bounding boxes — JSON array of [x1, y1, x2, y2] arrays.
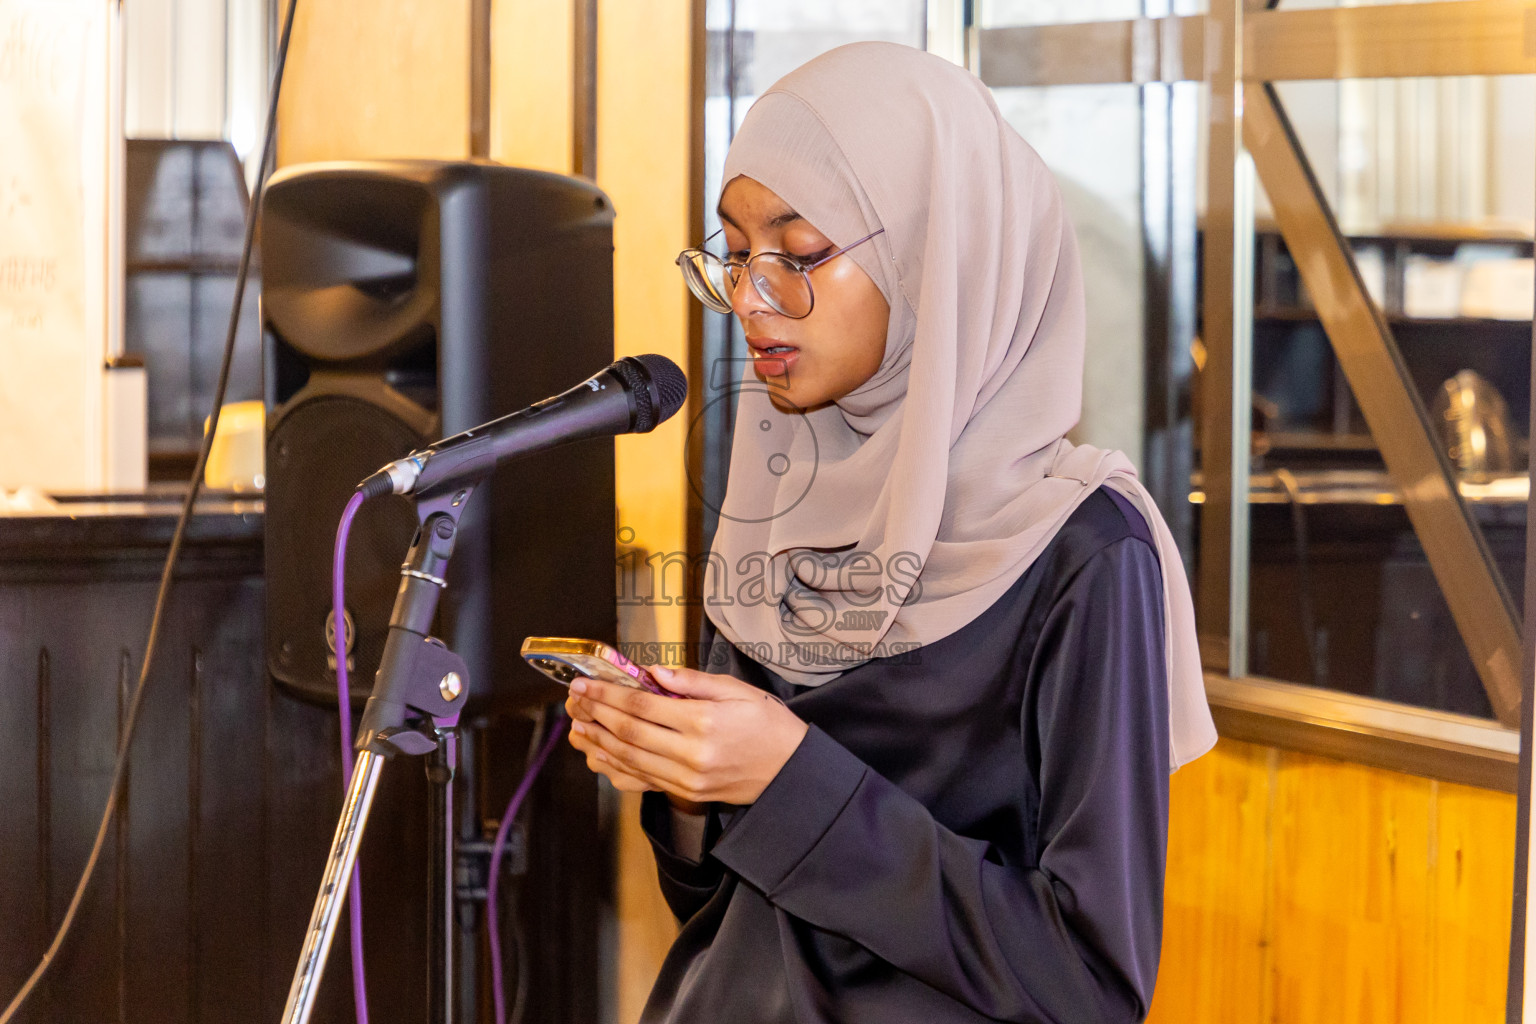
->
[[1269, 753, 1436, 1024], [1429, 781, 1516, 1022], [596, 0, 693, 624], [1151, 739, 1273, 1021], [1149, 738, 1515, 1024], [489, 0, 574, 173], [615, 788, 679, 1020], [275, 0, 471, 167], [596, 2, 697, 1019]]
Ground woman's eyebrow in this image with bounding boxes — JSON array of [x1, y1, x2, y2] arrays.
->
[[715, 207, 805, 231]]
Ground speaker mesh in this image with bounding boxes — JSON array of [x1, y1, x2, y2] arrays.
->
[[265, 395, 425, 704]]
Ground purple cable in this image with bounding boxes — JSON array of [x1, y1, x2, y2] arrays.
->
[[333, 490, 370, 1024], [488, 715, 569, 1024]]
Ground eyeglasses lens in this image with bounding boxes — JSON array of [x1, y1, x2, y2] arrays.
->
[[747, 255, 811, 318], [681, 252, 733, 313]]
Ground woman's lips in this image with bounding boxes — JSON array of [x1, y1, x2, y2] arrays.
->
[[749, 342, 799, 378]]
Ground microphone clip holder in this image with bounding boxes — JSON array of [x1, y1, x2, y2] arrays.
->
[[358, 481, 477, 752], [281, 480, 484, 1024]]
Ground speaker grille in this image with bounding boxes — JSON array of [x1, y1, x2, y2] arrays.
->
[[265, 395, 424, 704]]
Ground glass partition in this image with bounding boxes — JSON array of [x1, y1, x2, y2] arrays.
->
[[1244, 69, 1532, 720], [975, 0, 1531, 773]]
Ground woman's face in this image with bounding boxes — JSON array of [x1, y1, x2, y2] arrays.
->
[[717, 176, 889, 411]]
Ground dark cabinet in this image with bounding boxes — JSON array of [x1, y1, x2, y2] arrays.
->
[[0, 499, 602, 1023]]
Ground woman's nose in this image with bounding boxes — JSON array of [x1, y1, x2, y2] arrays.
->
[[730, 267, 776, 318]]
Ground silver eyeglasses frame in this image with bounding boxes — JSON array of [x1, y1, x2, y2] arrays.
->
[[676, 226, 885, 319]]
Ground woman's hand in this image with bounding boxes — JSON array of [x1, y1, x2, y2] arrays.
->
[[563, 666, 809, 806]]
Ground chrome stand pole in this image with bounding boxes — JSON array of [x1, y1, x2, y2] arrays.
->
[[279, 750, 386, 1024]]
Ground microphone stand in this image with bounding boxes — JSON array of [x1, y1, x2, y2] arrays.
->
[[280, 482, 480, 1024]]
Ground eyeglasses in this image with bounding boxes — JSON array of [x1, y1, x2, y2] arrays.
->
[[676, 227, 885, 319]]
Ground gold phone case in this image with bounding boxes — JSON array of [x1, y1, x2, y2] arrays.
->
[[520, 636, 659, 692]]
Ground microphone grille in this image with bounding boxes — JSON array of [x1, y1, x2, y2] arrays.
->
[[635, 354, 689, 424]]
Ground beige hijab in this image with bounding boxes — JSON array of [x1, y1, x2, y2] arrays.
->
[[703, 42, 1216, 770]]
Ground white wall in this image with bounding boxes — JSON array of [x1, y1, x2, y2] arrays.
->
[[0, 0, 120, 491], [982, 1, 1150, 469], [991, 84, 1148, 467]]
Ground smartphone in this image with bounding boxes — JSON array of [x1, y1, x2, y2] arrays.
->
[[520, 637, 678, 698]]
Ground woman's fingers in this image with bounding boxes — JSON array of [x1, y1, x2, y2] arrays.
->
[[569, 672, 808, 805], [572, 669, 762, 733], [577, 696, 694, 763], [570, 719, 704, 799], [564, 690, 596, 723], [570, 677, 695, 731], [568, 721, 653, 792], [647, 665, 745, 700]]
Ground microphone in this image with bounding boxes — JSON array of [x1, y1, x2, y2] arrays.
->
[[359, 354, 688, 498]]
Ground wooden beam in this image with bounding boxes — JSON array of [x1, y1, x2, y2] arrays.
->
[[1246, 0, 1536, 81], [975, 15, 1203, 87], [974, 1, 1536, 88]]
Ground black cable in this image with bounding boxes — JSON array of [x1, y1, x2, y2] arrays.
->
[[0, 2, 299, 1019]]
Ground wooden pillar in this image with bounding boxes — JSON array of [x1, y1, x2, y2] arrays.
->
[[597, 1, 698, 1017], [275, 0, 471, 166]]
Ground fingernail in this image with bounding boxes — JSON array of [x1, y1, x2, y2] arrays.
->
[[571, 720, 586, 735], [571, 679, 588, 695], [651, 664, 674, 680]]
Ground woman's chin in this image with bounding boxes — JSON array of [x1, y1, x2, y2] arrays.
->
[[764, 382, 822, 413], [749, 360, 835, 413], [760, 374, 848, 414], [753, 363, 794, 397], [764, 386, 800, 413]]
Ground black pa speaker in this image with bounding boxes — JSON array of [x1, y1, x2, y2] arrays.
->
[[261, 160, 617, 714]]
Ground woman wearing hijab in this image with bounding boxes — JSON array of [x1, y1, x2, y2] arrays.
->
[[564, 41, 1216, 1023]]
